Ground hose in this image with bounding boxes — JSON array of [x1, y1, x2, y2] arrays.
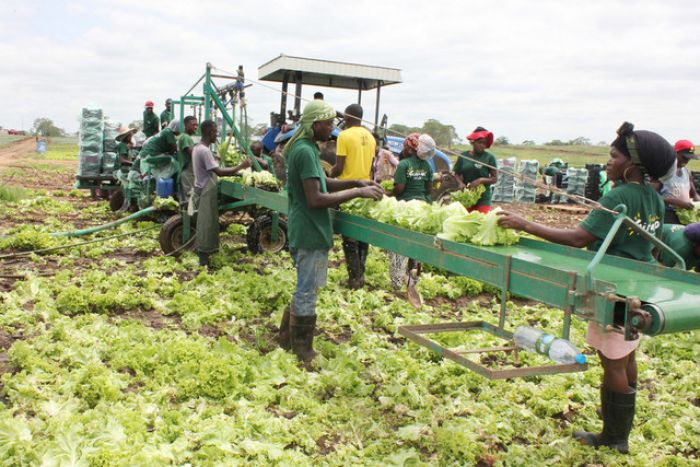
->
[[50, 207, 156, 238]]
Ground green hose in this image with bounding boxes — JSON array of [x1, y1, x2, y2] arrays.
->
[[51, 207, 156, 238]]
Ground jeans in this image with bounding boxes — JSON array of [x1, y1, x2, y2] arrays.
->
[[290, 248, 329, 317]]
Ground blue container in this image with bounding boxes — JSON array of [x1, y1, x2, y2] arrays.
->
[[36, 140, 47, 154], [156, 177, 174, 198]]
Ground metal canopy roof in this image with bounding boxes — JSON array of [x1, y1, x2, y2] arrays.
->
[[258, 54, 402, 90]]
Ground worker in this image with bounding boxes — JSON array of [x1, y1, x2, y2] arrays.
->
[[192, 120, 251, 268], [278, 100, 383, 365], [160, 99, 173, 129], [115, 127, 136, 173], [453, 126, 498, 213], [498, 122, 676, 454], [331, 104, 377, 289], [250, 141, 274, 172], [142, 101, 160, 138], [177, 116, 198, 203], [313, 92, 324, 100], [372, 138, 399, 182], [390, 133, 436, 306], [658, 222, 700, 271], [653, 139, 700, 224]]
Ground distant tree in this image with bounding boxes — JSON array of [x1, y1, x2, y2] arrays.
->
[[32, 118, 64, 137], [252, 123, 267, 137], [494, 136, 510, 145], [388, 123, 421, 138], [420, 119, 459, 148], [568, 136, 591, 146], [544, 139, 566, 146], [521, 140, 536, 146], [597, 140, 608, 146], [128, 120, 143, 130]]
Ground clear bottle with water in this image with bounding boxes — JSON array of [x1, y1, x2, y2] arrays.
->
[[513, 326, 587, 365]]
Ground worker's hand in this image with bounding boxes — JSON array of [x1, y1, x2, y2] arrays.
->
[[356, 179, 380, 188], [466, 179, 482, 189], [680, 200, 695, 210], [358, 185, 384, 200], [497, 211, 528, 231]]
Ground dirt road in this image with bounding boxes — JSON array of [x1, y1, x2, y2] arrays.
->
[[0, 137, 35, 167]]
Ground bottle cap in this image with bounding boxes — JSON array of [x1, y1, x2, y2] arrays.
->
[[575, 354, 587, 365]]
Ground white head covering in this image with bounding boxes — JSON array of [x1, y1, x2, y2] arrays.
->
[[416, 134, 436, 161], [168, 119, 180, 134]]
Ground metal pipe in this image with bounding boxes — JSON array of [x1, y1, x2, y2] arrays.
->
[[51, 207, 156, 238], [280, 72, 289, 122], [374, 81, 382, 128], [293, 72, 302, 117], [183, 73, 206, 98]]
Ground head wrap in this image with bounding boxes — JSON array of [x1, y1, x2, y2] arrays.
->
[[467, 126, 494, 148], [283, 100, 337, 155], [404, 133, 420, 151], [168, 119, 180, 134], [416, 134, 436, 161], [614, 122, 676, 181], [684, 222, 700, 244]]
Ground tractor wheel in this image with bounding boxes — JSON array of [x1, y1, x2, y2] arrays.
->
[[246, 214, 288, 254], [159, 214, 197, 255], [109, 189, 125, 212]]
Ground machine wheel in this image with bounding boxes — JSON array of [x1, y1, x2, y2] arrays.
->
[[159, 214, 197, 255], [109, 189, 125, 211], [246, 214, 288, 254]]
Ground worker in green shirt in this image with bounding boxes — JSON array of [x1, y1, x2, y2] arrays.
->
[[135, 120, 180, 181], [278, 100, 382, 366], [250, 141, 274, 172], [658, 223, 700, 271], [498, 122, 676, 455], [160, 99, 173, 129], [177, 116, 198, 203], [115, 127, 136, 174], [143, 100, 160, 138], [453, 126, 497, 213]]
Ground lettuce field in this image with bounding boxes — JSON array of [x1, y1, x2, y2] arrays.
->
[[0, 141, 698, 466]]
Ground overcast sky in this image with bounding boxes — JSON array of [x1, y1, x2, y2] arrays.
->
[[2, 0, 700, 145]]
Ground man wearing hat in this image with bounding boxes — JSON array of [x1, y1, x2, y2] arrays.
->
[[143, 101, 160, 138], [115, 127, 137, 174], [658, 222, 700, 271], [453, 126, 498, 213], [655, 139, 700, 224], [160, 99, 173, 129]]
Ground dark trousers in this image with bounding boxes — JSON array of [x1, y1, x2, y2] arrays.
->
[[341, 236, 369, 281]]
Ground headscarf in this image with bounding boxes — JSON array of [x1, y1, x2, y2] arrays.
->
[[168, 119, 180, 134], [613, 122, 676, 181], [684, 222, 700, 244], [404, 133, 420, 151], [416, 134, 436, 161], [467, 126, 494, 148], [283, 100, 337, 156]]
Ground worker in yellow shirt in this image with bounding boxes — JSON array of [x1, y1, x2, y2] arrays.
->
[[331, 104, 377, 288]]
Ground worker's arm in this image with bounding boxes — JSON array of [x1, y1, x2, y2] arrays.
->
[[663, 195, 694, 210], [325, 177, 377, 192], [302, 178, 383, 209], [213, 158, 251, 177], [329, 155, 346, 178], [497, 212, 597, 248], [453, 173, 466, 190], [467, 167, 497, 189]]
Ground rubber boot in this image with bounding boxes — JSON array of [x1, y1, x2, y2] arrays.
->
[[277, 306, 291, 350], [198, 252, 209, 267], [574, 386, 636, 454], [597, 381, 635, 419], [343, 237, 364, 289], [290, 313, 317, 365]]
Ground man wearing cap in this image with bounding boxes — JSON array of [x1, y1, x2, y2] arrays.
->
[[160, 99, 174, 129], [278, 100, 383, 366], [658, 222, 700, 271], [143, 101, 160, 138], [453, 126, 498, 213], [654, 139, 700, 224], [177, 116, 198, 203], [331, 104, 376, 289]]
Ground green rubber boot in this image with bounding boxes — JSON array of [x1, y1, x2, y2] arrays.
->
[[574, 386, 636, 454]]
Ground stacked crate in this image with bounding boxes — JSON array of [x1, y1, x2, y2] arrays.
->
[[585, 163, 604, 201], [78, 108, 104, 177], [515, 159, 539, 203], [560, 167, 589, 203], [492, 157, 516, 203], [101, 120, 120, 175]]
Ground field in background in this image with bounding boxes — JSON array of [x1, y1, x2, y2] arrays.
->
[[0, 135, 27, 148]]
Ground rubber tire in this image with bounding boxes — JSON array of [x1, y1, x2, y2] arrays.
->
[[159, 214, 197, 255], [246, 214, 288, 254], [109, 189, 125, 211]]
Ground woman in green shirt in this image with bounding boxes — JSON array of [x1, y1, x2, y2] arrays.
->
[[498, 122, 676, 454], [453, 126, 497, 213]]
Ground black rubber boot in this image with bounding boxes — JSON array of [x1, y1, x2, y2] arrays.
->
[[342, 237, 364, 289], [198, 252, 210, 267], [277, 306, 291, 350], [574, 386, 636, 454], [597, 381, 636, 419], [290, 313, 317, 366]]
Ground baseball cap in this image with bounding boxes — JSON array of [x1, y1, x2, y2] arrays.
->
[[674, 139, 699, 160]]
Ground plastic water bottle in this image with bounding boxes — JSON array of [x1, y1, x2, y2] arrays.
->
[[513, 326, 587, 365]]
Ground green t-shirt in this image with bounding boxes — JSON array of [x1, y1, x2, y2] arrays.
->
[[143, 111, 160, 137], [262, 154, 274, 172], [177, 133, 195, 170], [394, 156, 433, 202], [659, 224, 700, 270], [453, 150, 497, 206], [542, 166, 560, 177], [160, 110, 173, 126], [116, 141, 130, 171], [580, 183, 664, 262], [140, 128, 177, 158], [286, 138, 333, 251]]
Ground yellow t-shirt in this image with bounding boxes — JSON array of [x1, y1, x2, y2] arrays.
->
[[336, 126, 376, 180]]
